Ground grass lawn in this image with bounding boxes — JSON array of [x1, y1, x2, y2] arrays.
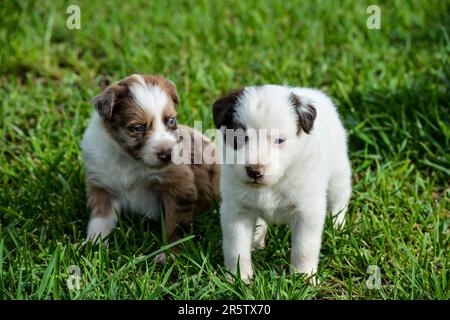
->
[[0, 0, 448, 300]]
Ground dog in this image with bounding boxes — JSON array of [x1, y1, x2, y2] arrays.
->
[[81, 74, 220, 260], [213, 85, 351, 283]]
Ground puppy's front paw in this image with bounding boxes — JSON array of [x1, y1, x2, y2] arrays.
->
[[154, 252, 167, 264], [331, 206, 348, 229], [226, 263, 254, 285], [85, 232, 110, 246], [332, 213, 346, 229], [290, 266, 319, 285], [86, 217, 115, 243], [251, 238, 266, 251], [226, 272, 253, 285], [154, 251, 176, 264], [240, 270, 254, 285]]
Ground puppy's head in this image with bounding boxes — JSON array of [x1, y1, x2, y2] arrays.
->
[[213, 85, 316, 186], [92, 74, 180, 168]]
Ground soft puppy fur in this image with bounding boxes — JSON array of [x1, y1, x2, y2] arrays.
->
[[213, 85, 351, 283], [81, 74, 220, 257]]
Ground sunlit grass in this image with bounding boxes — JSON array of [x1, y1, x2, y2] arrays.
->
[[0, 0, 448, 299]]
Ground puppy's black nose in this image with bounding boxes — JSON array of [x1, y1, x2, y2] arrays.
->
[[246, 165, 263, 180], [157, 149, 172, 163]]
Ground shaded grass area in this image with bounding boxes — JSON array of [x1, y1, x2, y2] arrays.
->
[[0, 0, 448, 299]]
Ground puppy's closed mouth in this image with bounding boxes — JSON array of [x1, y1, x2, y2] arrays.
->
[[247, 180, 265, 186]]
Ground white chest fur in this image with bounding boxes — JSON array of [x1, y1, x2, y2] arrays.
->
[[231, 180, 298, 225]]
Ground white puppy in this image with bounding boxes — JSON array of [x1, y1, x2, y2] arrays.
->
[[212, 85, 351, 283]]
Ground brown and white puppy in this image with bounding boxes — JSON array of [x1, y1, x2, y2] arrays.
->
[[81, 74, 220, 258]]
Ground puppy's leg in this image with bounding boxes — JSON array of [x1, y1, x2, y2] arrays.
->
[[252, 217, 268, 250], [150, 166, 197, 263], [221, 202, 255, 284], [154, 186, 196, 264], [327, 161, 352, 228], [291, 193, 327, 284], [164, 192, 194, 250], [86, 185, 118, 243]]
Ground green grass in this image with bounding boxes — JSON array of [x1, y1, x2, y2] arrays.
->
[[0, 0, 449, 300]]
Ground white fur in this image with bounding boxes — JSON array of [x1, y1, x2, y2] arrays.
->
[[219, 85, 352, 284], [130, 74, 169, 116], [86, 214, 118, 241]]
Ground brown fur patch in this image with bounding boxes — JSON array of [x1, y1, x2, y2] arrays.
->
[[86, 184, 116, 218], [105, 93, 154, 159], [148, 126, 221, 251], [92, 76, 137, 121]]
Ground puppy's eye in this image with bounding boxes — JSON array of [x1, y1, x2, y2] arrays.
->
[[128, 124, 146, 133], [167, 117, 177, 128], [274, 138, 285, 144], [233, 129, 248, 150]]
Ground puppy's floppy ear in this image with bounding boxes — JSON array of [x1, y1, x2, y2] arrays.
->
[[290, 93, 317, 135], [159, 78, 180, 105], [92, 82, 130, 120], [166, 79, 180, 105], [212, 89, 245, 129], [92, 86, 117, 120]]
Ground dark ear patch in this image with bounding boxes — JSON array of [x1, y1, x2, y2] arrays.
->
[[92, 86, 117, 120], [290, 93, 317, 135], [92, 82, 130, 120], [212, 89, 245, 129], [163, 79, 180, 105]]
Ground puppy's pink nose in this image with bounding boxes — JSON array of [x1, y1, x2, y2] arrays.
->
[[157, 149, 172, 163], [246, 165, 263, 180]]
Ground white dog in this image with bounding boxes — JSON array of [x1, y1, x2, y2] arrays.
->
[[212, 85, 352, 283]]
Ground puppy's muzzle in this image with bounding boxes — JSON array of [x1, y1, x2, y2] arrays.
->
[[246, 165, 263, 180], [157, 148, 172, 163]]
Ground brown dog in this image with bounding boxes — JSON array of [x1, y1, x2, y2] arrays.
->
[[81, 74, 219, 259]]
